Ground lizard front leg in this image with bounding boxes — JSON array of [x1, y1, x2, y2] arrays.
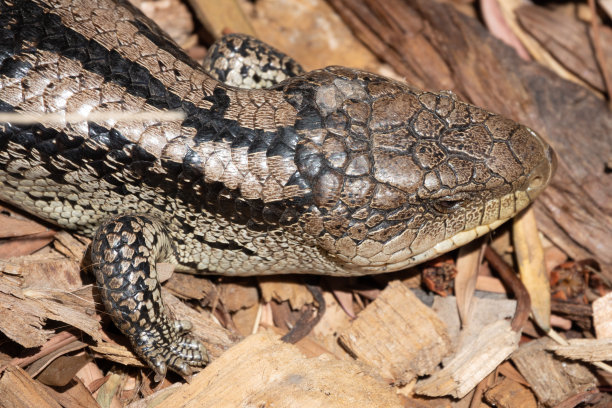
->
[[91, 215, 209, 380]]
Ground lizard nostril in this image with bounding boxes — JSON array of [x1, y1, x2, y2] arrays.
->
[[528, 175, 543, 190]]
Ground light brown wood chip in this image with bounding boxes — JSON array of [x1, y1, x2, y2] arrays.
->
[[160, 331, 403, 408], [338, 280, 451, 384]]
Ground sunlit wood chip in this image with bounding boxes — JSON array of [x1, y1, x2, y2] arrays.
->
[[338, 280, 451, 384]]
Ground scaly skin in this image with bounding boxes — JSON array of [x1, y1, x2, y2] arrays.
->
[[0, 0, 556, 377]]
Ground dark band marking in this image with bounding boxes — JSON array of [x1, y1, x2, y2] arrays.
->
[[0, 0, 316, 238]]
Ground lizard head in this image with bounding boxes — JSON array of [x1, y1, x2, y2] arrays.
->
[[292, 67, 556, 273]]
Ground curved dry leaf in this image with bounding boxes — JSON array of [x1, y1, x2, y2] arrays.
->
[[454, 240, 485, 326], [513, 207, 550, 332]]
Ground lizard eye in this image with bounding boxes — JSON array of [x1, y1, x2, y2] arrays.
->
[[432, 194, 469, 214]]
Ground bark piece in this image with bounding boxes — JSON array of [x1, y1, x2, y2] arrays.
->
[[484, 377, 537, 408], [22, 286, 102, 344], [551, 300, 592, 331], [516, 5, 610, 92], [258, 277, 313, 310], [88, 344, 144, 368], [39, 377, 100, 408], [36, 352, 92, 387], [52, 231, 89, 263], [0, 213, 49, 238], [0, 275, 99, 348], [165, 273, 217, 302], [338, 280, 451, 384], [159, 332, 403, 408], [4, 254, 84, 291], [0, 232, 56, 259], [0, 365, 61, 408], [511, 337, 597, 407], [231, 303, 259, 337], [24, 336, 88, 379], [220, 280, 259, 312]]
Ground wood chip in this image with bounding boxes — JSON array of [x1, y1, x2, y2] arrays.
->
[[36, 352, 92, 387], [39, 376, 100, 408], [220, 280, 259, 312], [164, 273, 217, 301], [231, 303, 259, 337], [130, 0, 195, 46], [417, 296, 519, 398], [0, 213, 49, 238], [0, 231, 56, 259], [3, 253, 83, 291], [551, 300, 592, 331], [548, 338, 612, 362], [52, 231, 89, 262], [511, 337, 597, 407], [89, 344, 144, 368], [187, 0, 254, 39], [0, 365, 62, 408], [258, 277, 313, 310], [311, 291, 353, 359], [484, 377, 537, 408], [158, 332, 404, 407], [23, 286, 102, 344], [246, 0, 383, 73], [432, 295, 517, 360], [24, 337, 88, 379], [475, 275, 506, 294], [338, 280, 451, 384], [593, 291, 612, 338], [416, 320, 520, 398], [0, 276, 63, 348]]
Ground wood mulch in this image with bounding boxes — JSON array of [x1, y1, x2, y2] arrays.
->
[[1, 0, 611, 407]]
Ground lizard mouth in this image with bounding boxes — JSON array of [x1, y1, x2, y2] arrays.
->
[[340, 134, 557, 275]]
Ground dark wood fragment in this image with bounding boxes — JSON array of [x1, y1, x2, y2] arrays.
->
[[551, 300, 593, 330]]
